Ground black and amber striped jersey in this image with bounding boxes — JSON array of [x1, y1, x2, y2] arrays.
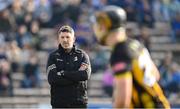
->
[[110, 38, 170, 108]]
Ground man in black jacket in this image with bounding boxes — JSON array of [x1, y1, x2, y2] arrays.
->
[[46, 25, 91, 108]]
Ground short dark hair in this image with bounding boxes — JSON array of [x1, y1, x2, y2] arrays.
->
[[58, 25, 74, 35]]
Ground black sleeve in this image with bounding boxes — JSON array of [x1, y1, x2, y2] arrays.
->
[[110, 42, 132, 76], [46, 53, 75, 86], [63, 52, 91, 81]]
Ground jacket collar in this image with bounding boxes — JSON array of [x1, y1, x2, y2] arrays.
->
[[58, 44, 76, 54]]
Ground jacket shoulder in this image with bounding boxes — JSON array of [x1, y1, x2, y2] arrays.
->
[[74, 48, 88, 58], [48, 49, 59, 57], [75, 48, 84, 54]]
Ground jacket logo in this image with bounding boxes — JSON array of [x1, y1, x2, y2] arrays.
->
[[74, 56, 78, 61], [56, 53, 60, 56], [57, 59, 63, 61]]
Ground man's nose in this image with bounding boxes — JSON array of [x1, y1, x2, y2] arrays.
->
[[63, 38, 68, 42]]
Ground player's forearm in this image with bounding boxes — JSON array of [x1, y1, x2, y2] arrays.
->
[[113, 89, 130, 108], [113, 74, 132, 108], [113, 98, 130, 108]]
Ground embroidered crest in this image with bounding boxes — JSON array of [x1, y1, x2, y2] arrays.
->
[[57, 59, 63, 61], [74, 56, 78, 61]]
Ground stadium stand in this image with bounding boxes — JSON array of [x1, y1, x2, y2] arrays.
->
[[0, 0, 180, 108]]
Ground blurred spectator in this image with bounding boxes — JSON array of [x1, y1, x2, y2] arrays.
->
[[81, 0, 96, 15], [74, 12, 94, 46], [160, 0, 171, 22], [34, 0, 52, 27], [136, 0, 154, 28], [171, 12, 180, 42], [170, 62, 180, 86], [24, 0, 36, 14], [164, 62, 180, 96], [15, 24, 32, 48], [0, 59, 13, 96], [90, 45, 110, 73], [0, 0, 12, 11], [158, 51, 173, 90], [108, 0, 125, 7], [21, 53, 41, 88], [126, 27, 135, 39], [50, 0, 68, 27], [64, 0, 81, 23], [152, 0, 164, 22], [0, 9, 16, 33], [0, 45, 7, 60], [88, 0, 108, 10], [30, 20, 43, 50], [152, 0, 173, 22], [23, 13, 33, 31], [123, 0, 136, 22], [11, 0, 25, 25], [19, 45, 32, 65], [102, 65, 113, 97], [168, 0, 180, 20], [6, 41, 22, 72], [135, 26, 151, 51], [0, 33, 6, 47]]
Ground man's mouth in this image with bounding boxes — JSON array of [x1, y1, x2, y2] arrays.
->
[[63, 43, 69, 45]]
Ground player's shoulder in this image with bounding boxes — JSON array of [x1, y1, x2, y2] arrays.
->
[[128, 38, 143, 49], [111, 39, 132, 63], [113, 38, 142, 51], [112, 38, 144, 61], [127, 38, 144, 58]]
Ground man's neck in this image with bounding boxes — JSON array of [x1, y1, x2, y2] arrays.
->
[[107, 30, 127, 48], [64, 48, 72, 53]]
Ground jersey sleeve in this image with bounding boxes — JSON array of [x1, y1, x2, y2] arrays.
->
[[110, 42, 132, 76], [111, 61, 131, 76]]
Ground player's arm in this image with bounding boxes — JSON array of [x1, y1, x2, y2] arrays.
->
[[112, 62, 132, 108], [140, 48, 160, 83], [145, 48, 160, 81], [113, 72, 132, 108], [150, 59, 160, 81], [62, 52, 91, 81], [46, 54, 74, 86]]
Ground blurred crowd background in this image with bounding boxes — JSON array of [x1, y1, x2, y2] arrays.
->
[[0, 0, 180, 108]]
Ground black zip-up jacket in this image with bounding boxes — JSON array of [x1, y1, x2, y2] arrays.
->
[[46, 45, 91, 107]]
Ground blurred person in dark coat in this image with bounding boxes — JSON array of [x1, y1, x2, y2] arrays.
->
[[0, 58, 13, 96]]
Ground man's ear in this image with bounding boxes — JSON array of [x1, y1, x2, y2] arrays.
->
[[101, 23, 109, 34], [100, 23, 109, 37], [99, 22, 106, 31]]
